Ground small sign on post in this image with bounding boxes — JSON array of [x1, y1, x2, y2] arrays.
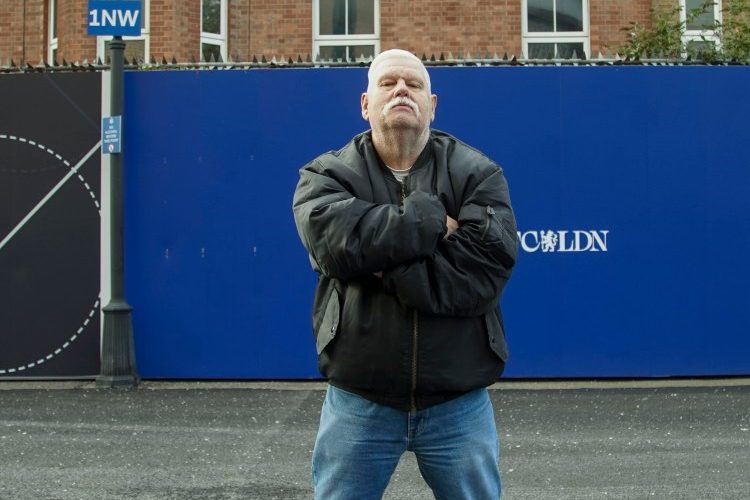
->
[[87, 0, 142, 37], [102, 116, 122, 154]]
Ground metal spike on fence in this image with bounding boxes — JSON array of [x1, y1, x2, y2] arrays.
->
[[171, 56, 178, 64], [421, 53, 427, 61], [62, 58, 68, 66], [439, 52, 445, 62], [261, 55, 267, 64], [430, 53, 436, 62], [306, 54, 312, 63], [161, 56, 168, 65], [252, 55, 258, 63], [297, 54, 303, 63]]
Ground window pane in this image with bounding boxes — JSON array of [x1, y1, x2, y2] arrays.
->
[[557, 0, 583, 32], [104, 39, 146, 63], [528, 43, 555, 59], [202, 0, 221, 34], [528, 0, 554, 32], [319, 0, 346, 35], [686, 0, 715, 30], [50, 0, 57, 38], [202, 42, 222, 62], [686, 39, 716, 57], [347, 45, 374, 61], [557, 42, 585, 59], [318, 45, 347, 60], [349, 0, 374, 34]]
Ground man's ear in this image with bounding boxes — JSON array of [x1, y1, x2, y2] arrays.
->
[[430, 94, 438, 122], [361, 92, 369, 121]]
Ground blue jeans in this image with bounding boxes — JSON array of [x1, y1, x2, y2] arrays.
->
[[312, 385, 502, 499]]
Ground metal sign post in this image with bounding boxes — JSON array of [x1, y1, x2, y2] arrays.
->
[[90, 1, 142, 388]]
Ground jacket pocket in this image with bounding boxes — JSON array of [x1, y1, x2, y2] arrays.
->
[[485, 308, 509, 361], [480, 206, 497, 242], [316, 288, 340, 355]]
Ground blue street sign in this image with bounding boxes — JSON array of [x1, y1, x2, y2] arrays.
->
[[87, 1, 142, 36], [102, 116, 122, 154]]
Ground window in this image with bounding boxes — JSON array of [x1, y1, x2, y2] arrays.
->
[[96, 0, 150, 63], [201, 0, 227, 62], [523, 0, 589, 59], [314, 0, 380, 61], [47, 0, 58, 63], [681, 0, 721, 56]]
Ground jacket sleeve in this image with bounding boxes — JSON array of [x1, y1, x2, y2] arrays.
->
[[381, 167, 518, 317], [292, 161, 448, 281]]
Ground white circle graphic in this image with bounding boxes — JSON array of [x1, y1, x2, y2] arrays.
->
[[0, 134, 101, 374]]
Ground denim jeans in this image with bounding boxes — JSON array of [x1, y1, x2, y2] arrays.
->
[[312, 385, 502, 499]]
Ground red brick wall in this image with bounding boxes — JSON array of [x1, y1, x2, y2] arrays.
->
[[380, 0, 522, 58], [591, 0, 653, 56], [150, 0, 199, 61], [0, 0, 683, 66], [0, 0, 46, 65], [56, 0, 96, 62], [240, 0, 312, 60]]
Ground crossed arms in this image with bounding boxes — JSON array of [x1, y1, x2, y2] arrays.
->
[[293, 163, 517, 317]]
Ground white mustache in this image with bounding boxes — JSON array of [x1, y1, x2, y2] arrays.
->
[[383, 97, 419, 115]]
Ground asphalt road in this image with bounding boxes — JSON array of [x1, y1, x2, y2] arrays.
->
[[1, 380, 748, 500]]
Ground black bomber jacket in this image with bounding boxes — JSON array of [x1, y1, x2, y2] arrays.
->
[[293, 129, 518, 411]]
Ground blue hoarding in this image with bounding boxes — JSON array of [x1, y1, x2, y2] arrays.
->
[[124, 66, 750, 379]]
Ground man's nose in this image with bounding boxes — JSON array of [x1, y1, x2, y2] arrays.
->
[[394, 79, 409, 96]]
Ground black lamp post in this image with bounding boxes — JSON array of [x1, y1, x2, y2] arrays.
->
[[97, 36, 137, 388]]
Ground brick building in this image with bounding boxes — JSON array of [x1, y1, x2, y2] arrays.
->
[[0, 1, 725, 65]]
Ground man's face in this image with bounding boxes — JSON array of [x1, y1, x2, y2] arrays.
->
[[361, 54, 437, 136]]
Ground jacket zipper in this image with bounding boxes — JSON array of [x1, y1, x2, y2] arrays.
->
[[410, 310, 419, 411], [400, 177, 419, 411], [481, 205, 496, 241]]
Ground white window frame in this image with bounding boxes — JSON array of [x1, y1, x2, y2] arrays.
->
[[680, 0, 722, 49], [200, 0, 228, 62], [522, 0, 590, 59], [96, 0, 150, 63], [47, 0, 58, 63], [313, 0, 380, 61]]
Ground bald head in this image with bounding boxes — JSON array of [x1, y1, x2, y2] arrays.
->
[[367, 49, 432, 94]]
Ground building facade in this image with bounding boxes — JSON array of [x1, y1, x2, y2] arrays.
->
[[0, 1, 726, 64]]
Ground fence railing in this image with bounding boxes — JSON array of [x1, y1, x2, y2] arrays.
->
[[2, 51, 748, 74]]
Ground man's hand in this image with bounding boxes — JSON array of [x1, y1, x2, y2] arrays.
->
[[445, 216, 459, 239], [374, 217, 457, 277]]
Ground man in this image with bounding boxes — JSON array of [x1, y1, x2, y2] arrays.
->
[[293, 49, 518, 499]]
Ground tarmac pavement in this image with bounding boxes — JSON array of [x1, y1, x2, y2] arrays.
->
[[0, 379, 749, 500]]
